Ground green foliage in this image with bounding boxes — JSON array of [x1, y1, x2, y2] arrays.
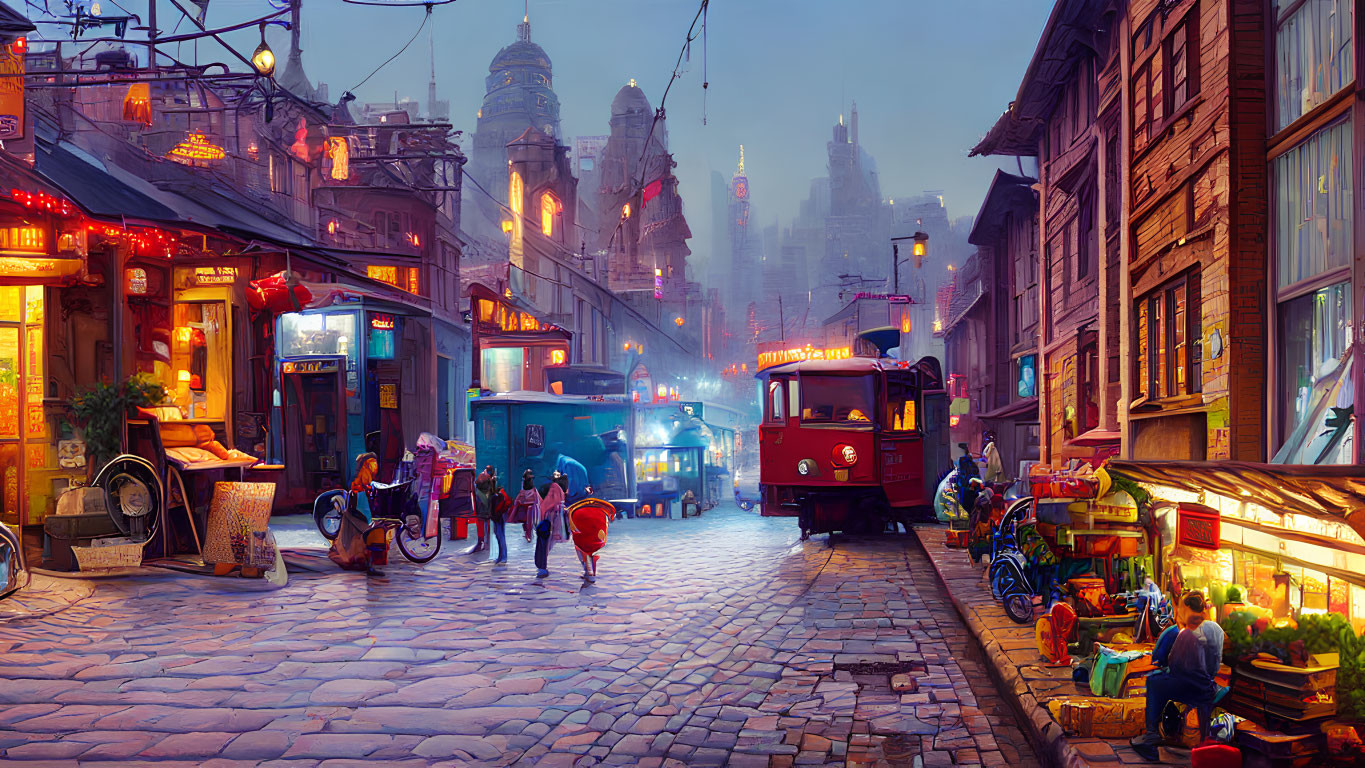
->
[[1340, 623, 1365, 722], [1221, 611, 1259, 661], [1225, 584, 1245, 604], [67, 373, 167, 471]]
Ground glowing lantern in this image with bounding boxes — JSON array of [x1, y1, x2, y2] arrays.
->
[[251, 23, 276, 76], [621, 203, 631, 219], [122, 82, 152, 125], [550, 349, 566, 365], [167, 132, 226, 164], [673, 316, 685, 327]]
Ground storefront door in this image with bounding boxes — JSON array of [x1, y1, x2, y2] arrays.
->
[[0, 287, 45, 532]]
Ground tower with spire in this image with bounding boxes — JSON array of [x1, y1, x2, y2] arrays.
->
[[464, 7, 563, 239]]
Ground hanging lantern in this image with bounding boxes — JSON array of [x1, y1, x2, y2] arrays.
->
[[122, 82, 152, 125], [167, 132, 226, 164]]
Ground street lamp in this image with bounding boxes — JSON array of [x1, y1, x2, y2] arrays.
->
[[251, 22, 276, 77], [890, 231, 929, 295]]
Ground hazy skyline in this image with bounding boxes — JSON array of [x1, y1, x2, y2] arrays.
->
[[82, 0, 1052, 277]]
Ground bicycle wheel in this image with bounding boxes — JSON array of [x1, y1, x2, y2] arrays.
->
[[395, 514, 441, 563], [1003, 593, 1034, 624], [314, 490, 347, 540]]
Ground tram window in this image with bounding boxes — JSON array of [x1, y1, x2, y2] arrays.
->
[[886, 377, 918, 432], [800, 375, 874, 425], [766, 380, 786, 423]]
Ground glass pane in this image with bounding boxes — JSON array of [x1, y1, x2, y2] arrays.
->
[[0, 327, 15, 439], [799, 375, 874, 425], [24, 286, 42, 324], [1277, 281, 1353, 461], [1275, 0, 1354, 130], [0, 443, 17, 526], [481, 347, 524, 394], [0, 287, 20, 322], [1275, 118, 1353, 288], [1151, 296, 1166, 398], [25, 325, 43, 438], [766, 380, 784, 422], [1173, 283, 1187, 393], [279, 312, 358, 363]]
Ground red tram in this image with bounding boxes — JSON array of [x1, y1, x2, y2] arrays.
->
[[757, 355, 949, 534]]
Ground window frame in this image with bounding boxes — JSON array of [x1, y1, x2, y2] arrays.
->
[[1134, 270, 1202, 404], [764, 378, 787, 424]]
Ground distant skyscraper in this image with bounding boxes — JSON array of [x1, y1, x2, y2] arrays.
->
[[465, 13, 561, 238]]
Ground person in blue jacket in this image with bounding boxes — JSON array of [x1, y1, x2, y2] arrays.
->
[[1130, 592, 1226, 757]]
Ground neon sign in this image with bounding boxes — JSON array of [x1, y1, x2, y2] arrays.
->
[[192, 266, 237, 285], [756, 345, 853, 371], [370, 313, 396, 330], [283, 360, 340, 375]]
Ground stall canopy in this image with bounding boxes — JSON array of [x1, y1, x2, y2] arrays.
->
[[1108, 459, 1365, 541], [247, 272, 425, 315]]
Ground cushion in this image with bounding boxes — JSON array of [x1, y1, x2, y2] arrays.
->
[[201, 440, 231, 460], [166, 446, 217, 464], [138, 406, 182, 422], [160, 423, 200, 447], [193, 425, 216, 444]]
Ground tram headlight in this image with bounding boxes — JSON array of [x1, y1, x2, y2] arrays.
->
[[796, 459, 819, 477], [832, 444, 858, 467]]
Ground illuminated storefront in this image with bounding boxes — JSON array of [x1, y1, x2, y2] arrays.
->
[[1111, 460, 1365, 634], [468, 283, 570, 394]]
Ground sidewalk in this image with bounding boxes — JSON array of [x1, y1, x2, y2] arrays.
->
[[912, 525, 1175, 768]]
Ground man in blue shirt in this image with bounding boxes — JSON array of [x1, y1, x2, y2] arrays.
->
[[555, 453, 591, 504], [1131, 592, 1225, 757]]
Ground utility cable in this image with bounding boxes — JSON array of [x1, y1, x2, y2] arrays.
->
[[347, 4, 430, 94]]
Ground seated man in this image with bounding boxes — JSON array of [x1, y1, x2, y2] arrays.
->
[[1130, 592, 1225, 757]]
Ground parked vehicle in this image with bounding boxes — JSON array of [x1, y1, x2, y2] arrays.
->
[[0, 519, 27, 600], [313, 444, 447, 563], [987, 497, 1059, 624], [756, 355, 949, 534]]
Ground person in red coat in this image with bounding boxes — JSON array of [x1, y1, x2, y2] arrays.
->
[[568, 498, 614, 583]]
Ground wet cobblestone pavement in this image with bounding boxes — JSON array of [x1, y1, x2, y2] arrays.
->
[[0, 505, 1041, 767]]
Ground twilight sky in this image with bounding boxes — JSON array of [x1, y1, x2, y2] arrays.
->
[[70, 0, 1051, 276]]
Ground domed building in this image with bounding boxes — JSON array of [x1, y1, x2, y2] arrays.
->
[[465, 15, 563, 239]]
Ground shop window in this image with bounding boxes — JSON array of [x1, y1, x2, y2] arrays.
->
[[1274, 0, 1354, 131], [1276, 281, 1352, 462], [1017, 355, 1037, 399], [481, 347, 524, 394], [1136, 272, 1201, 401], [279, 312, 358, 363], [1077, 341, 1100, 434], [152, 302, 228, 421], [1275, 118, 1353, 290], [366, 264, 420, 295]]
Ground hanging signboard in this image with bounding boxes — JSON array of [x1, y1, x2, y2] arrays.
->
[[1176, 502, 1221, 550], [0, 39, 23, 140]]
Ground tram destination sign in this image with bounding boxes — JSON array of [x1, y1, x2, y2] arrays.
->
[[283, 359, 340, 375]]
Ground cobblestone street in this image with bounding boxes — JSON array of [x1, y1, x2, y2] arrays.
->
[[0, 506, 1040, 767]]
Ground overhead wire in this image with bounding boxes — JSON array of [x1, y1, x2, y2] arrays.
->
[[347, 4, 431, 94], [605, 0, 709, 254]]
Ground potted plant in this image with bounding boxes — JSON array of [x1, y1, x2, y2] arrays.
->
[[66, 373, 168, 475]]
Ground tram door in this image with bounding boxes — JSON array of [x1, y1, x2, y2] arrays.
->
[[282, 358, 347, 494]]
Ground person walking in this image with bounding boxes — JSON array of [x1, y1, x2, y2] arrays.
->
[[513, 469, 541, 543], [568, 499, 613, 583], [534, 471, 568, 578], [487, 467, 511, 564]]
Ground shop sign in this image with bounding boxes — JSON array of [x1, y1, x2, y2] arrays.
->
[[283, 359, 340, 375], [370, 313, 396, 330], [525, 424, 545, 453], [379, 384, 398, 409], [0, 40, 23, 140], [679, 401, 704, 420], [1176, 502, 1221, 550], [192, 266, 237, 285], [0, 256, 82, 282]]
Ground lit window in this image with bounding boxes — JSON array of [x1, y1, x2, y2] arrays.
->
[[540, 191, 559, 237]]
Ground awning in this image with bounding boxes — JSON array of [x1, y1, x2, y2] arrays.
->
[[1107, 459, 1365, 541], [979, 397, 1038, 421], [1069, 428, 1121, 447], [246, 271, 428, 316], [33, 139, 180, 222]]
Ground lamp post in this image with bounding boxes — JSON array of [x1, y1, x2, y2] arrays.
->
[[890, 231, 929, 295]]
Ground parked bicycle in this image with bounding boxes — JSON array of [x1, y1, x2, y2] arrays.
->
[[313, 449, 442, 564]]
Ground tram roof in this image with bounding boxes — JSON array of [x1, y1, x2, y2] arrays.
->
[[758, 357, 891, 377]]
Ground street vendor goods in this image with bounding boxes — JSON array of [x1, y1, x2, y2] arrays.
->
[[1046, 695, 1145, 739]]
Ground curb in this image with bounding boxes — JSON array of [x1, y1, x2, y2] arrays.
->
[[910, 526, 1092, 768]]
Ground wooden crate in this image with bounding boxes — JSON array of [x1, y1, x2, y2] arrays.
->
[[1047, 695, 1146, 738]]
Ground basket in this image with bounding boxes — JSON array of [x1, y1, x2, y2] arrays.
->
[[72, 540, 144, 570]]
